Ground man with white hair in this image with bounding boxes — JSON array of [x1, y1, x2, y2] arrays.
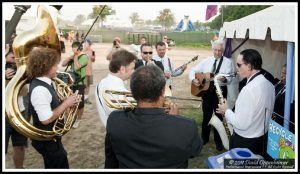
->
[[189, 39, 234, 151]]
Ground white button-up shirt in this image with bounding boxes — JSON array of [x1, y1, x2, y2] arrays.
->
[[153, 55, 184, 87], [188, 56, 234, 86], [30, 77, 54, 121], [95, 74, 129, 128], [225, 74, 275, 138]]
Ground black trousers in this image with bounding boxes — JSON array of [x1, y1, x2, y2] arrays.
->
[[32, 139, 69, 169], [230, 131, 268, 158], [201, 85, 227, 147]]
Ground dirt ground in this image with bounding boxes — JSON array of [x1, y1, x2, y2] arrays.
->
[[4, 41, 213, 170]]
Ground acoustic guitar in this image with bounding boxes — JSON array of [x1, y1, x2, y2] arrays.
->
[[191, 72, 214, 97]]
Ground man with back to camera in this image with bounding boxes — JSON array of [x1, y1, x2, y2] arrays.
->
[[105, 65, 202, 168]]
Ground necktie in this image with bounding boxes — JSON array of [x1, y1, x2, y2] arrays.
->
[[145, 61, 148, 65], [212, 59, 217, 73]]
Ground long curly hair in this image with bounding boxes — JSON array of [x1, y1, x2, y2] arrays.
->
[[26, 47, 60, 80]]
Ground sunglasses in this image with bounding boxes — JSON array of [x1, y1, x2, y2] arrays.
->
[[143, 52, 153, 55]]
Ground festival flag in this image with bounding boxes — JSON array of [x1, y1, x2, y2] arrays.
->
[[205, 5, 218, 21]]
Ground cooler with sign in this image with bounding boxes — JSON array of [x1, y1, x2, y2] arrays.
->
[[207, 148, 263, 169]]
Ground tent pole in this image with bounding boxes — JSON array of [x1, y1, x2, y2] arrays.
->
[[231, 36, 249, 54], [283, 42, 295, 130]]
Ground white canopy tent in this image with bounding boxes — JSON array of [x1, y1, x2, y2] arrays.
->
[[219, 5, 295, 78], [218, 5, 296, 127], [220, 5, 295, 42]]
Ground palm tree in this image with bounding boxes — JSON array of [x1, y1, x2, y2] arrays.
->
[[88, 5, 115, 28], [129, 12, 140, 26], [74, 14, 86, 26], [157, 9, 175, 32]]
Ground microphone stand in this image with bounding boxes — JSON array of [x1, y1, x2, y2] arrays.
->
[[65, 5, 107, 72], [77, 5, 107, 51], [5, 5, 31, 43]]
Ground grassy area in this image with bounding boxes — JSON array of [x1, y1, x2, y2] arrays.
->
[[175, 43, 212, 49], [179, 108, 227, 169]]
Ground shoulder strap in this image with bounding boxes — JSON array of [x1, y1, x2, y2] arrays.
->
[[77, 54, 88, 69], [74, 54, 88, 85], [167, 58, 172, 72], [215, 56, 223, 74], [64, 54, 87, 72]]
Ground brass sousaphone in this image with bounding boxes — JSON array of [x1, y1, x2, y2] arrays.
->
[[5, 5, 80, 141]]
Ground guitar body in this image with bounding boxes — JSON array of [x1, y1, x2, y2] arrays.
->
[[191, 72, 214, 97]]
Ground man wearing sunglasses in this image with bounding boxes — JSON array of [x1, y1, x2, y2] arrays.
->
[[135, 43, 164, 71], [217, 49, 275, 158]]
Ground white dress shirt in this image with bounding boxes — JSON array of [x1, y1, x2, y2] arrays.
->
[[142, 60, 148, 65], [30, 77, 54, 121], [188, 56, 234, 86], [95, 74, 129, 128], [225, 74, 275, 138], [153, 55, 184, 87]]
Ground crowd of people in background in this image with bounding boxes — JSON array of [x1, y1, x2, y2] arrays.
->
[[59, 30, 85, 44], [5, 30, 294, 169]]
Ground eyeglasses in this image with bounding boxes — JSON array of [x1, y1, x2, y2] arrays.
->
[[236, 63, 245, 68], [143, 52, 153, 55]]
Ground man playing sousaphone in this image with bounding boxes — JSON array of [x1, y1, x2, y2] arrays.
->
[[188, 39, 234, 151], [27, 48, 80, 168]]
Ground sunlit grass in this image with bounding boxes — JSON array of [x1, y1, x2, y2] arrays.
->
[[179, 108, 227, 169]]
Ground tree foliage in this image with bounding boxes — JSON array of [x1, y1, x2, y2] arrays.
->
[[88, 5, 115, 28], [145, 19, 152, 26], [156, 8, 176, 31], [74, 14, 86, 26], [129, 12, 140, 26], [193, 20, 206, 31], [209, 5, 272, 30]]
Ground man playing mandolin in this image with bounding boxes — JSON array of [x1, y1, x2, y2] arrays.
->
[[188, 39, 234, 151], [153, 41, 187, 91]]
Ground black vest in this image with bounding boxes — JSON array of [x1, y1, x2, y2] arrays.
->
[[28, 78, 61, 132]]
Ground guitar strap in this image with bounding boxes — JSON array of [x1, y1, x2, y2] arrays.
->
[[214, 56, 223, 74], [209, 56, 223, 91], [167, 58, 173, 90], [167, 57, 173, 72]]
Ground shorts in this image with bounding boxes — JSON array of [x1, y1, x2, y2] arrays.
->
[[5, 111, 28, 154], [85, 75, 93, 86], [72, 84, 85, 109]]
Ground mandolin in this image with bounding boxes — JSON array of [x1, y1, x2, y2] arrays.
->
[[171, 55, 198, 75]]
